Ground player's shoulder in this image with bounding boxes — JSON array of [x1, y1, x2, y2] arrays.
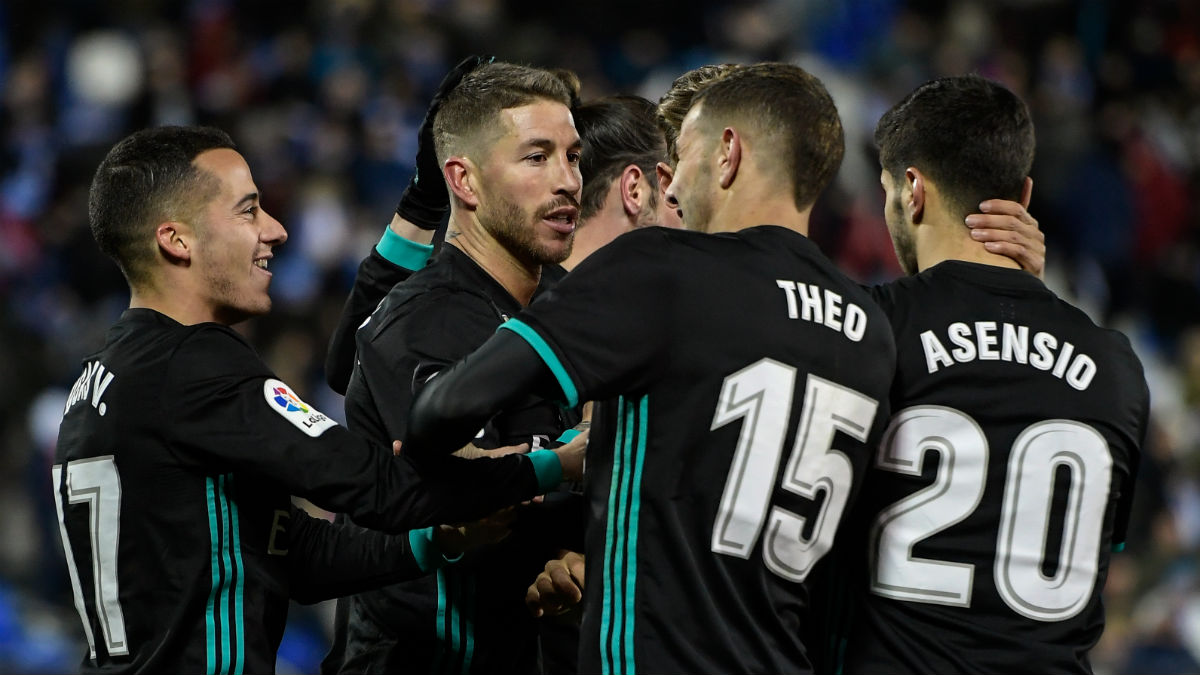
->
[[172, 322, 271, 375]]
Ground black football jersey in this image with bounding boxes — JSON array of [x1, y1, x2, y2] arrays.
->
[[52, 309, 558, 674], [842, 261, 1148, 675], [332, 246, 577, 675], [508, 225, 897, 674]]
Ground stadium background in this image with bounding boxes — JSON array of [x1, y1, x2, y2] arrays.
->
[[0, 0, 1197, 672]]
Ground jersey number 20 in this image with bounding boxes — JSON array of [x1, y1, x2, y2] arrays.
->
[[52, 457, 129, 660], [869, 406, 1113, 621], [709, 358, 879, 582]]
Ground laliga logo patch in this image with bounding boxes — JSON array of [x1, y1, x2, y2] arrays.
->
[[263, 378, 337, 437]]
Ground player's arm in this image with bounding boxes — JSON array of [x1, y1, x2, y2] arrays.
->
[[406, 329, 566, 456], [407, 230, 674, 458], [324, 217, 435, 395], [167, 328, 565, 534], [964, 183, 1045, 278], [286, 504, 516, 604], [324, 57, 492, 393]]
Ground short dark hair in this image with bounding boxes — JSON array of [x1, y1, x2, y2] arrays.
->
[[657, 64, 742, 162], [691, 62, 844, 212], [88, 126, 236, 286], [574, 95, 667, 221], [874, 74, 1034, 218], [433, 62, 575, 164]]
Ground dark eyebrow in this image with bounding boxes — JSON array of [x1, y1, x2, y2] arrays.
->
[[233, 193, 259, 210]]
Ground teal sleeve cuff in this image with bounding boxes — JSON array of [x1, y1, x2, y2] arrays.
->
[[498, 318, 580, 407], [527, 448, 564, 493], [376, 227, 435, 271], [556, 428, 582, 444], [408, 527, 463, 573], [1112, 542, 1126, 553]]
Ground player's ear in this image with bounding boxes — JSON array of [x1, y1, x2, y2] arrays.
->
[[905, 167, 925, 224], [1020, 176, 1033, 209], [444, 156, 480, 209], [718, 127, 740, 190], [655, 161, 674, 199], [619, 164, 645, 218], [156, 221, 193, 264]]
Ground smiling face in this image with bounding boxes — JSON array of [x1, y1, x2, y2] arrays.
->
[[190, 148, 287, 324], [666, 104, 718, 233], [474, 100, 582, 267]]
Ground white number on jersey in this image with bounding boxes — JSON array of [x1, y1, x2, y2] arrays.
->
[[710, 358, 879, 582], [53, 457, 129, 659], [869, 406, 1113, 621]]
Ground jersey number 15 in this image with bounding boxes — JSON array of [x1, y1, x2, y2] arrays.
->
[[709, 358, 879, 582]]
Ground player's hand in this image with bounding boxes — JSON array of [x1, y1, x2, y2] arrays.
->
[[433, 506, 518, 558], [526, 550, 586, 617], [965, 199, 1045, 279], [395, 54, 495, 230], [551, 429, 588, 482], [451, 441, 530, 460]]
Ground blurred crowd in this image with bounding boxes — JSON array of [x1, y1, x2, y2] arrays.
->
[[1, 0, 1197, 673]]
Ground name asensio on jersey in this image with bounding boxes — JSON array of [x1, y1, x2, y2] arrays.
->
[[64, 360, 116, 417], [775, 279, 868, 342], [919, 321, 1097, 391]]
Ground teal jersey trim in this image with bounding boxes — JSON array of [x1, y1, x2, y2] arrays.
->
[[556, 428, 582, 444], [621, 396, 648, 671], [599, 398, 628, 675], [376, 227, 434, 271], [205, 478, 220, 674], [204, 475, 241, 674], [527, 449, 564, 493], [1112, 542, 1126, 553], [600, 396, 648, 674], [226, 476, 245, 675], [498, 319, 580, 408], [433, 570, 448, 674]]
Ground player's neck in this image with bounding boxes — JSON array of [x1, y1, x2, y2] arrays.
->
[[129, 280, 221, 326], [705, 171, 811, 235], [708, 194, 811, 236], [915, 214, 1022, 272], [560, 211, 628, 271], [447, 213, 541, 306]]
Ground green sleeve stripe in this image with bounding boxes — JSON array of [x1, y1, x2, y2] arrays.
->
[[498, 318, 579, 407], [556, 428, 582, 444], [408, 526, 462, 572], [376, 227, 434, 271], [527, 449, 564, 492]]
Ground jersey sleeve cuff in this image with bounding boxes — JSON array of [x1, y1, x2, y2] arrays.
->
[[556, 428, 582, 444], [376, 227, 435, 271], [499, 318, 580, 408], [527, 448, 563, 492], [408, 526, 463, 573], [1112, 542, 1126, 553]]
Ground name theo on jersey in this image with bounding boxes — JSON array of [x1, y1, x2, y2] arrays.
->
[[775, 279, 868, 342], [919, 321, 1097, 391]]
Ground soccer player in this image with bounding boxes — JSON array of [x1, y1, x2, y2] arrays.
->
[[325, 62, 586, 675], [561, 94, 681, 270], [839, 75, 1148, 674], [324, 55, 491, 396], [405, 63, 899, 674], [53, 126, 580, 674]]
